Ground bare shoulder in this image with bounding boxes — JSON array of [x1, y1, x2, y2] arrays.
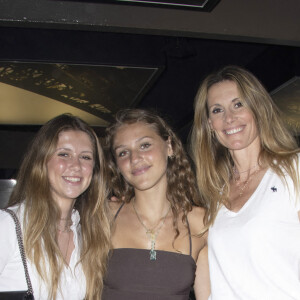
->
[[108, 200, 124, 219], [187, 206, 207, 236], [188, 206, 206, 225]]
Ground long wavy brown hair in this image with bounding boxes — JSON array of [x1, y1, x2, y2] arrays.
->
[[104, 108, 207, 239], [190, 65, 300, 226], [8, 114, 111, 299]]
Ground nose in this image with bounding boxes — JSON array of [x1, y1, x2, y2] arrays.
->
[[130, 149, 142, 164], [69, 156, 81, 171], [224, 109, 236, 124]]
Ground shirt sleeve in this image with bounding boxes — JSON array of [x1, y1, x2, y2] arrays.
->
[[0, 210, 18, 274]]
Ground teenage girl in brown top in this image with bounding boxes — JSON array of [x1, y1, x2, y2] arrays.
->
[[103, 109, 210, 300]]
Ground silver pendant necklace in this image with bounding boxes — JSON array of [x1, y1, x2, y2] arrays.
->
[[132, 199, 170, 261]]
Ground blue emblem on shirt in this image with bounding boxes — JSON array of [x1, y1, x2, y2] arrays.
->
[[271, 186, 277, 192]]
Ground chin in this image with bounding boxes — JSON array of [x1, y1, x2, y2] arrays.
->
[[134, 184, 154, 192], [229, 144, 251, 151], [64, 192, 84, 200]]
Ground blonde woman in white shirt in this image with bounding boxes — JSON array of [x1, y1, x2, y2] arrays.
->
[[0, 114, 110, 299], [191, 65, 300, 300]]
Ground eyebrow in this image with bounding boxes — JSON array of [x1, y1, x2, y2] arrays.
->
[[208, 97, 240, 109], [55, 147, 93, 153], [114, 136, 153, 151]]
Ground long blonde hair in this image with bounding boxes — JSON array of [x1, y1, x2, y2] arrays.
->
[[9, 114, 111, 299], [190, 65, 299, 225]]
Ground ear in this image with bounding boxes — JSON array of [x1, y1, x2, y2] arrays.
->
[[167, 136, 174, 157]]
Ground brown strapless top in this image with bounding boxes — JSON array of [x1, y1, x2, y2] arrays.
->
[[103, 248, 196, 300], [103, 203, 196, 300]]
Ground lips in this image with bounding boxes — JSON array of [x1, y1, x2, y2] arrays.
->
[[63, 176, 81, 183], [224, 126, 244, 135], [131, 165, 151, 176]]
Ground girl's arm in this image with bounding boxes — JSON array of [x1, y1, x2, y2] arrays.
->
[[194, 244, 210, 300]]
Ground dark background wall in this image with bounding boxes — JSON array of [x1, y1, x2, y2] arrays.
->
[[0, 0, 299, 176]]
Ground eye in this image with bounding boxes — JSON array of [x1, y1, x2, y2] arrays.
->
[[57, 152, 69, 158], [140, 142, 151, 150], [211, 107, 223, 114], [234, 101, 243, 108], [117, 150, 128, 158], [81, 154, 93, 161]]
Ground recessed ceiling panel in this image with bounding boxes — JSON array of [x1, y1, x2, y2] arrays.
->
[[271, 77, 300, 135], [0, 82, 108, 126], [0, 61, 162, 125]]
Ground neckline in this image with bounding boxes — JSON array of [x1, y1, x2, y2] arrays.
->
[[111, 248, 196, 265], [223, 167, 270, 215], [113, 202, 193, 256]]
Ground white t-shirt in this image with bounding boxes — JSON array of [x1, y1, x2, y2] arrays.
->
[[208, 161, 300, 300], [0, 205, 86, 300]]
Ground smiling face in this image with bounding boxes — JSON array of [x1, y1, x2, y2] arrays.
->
[[113, 122, 173, 192], [47, 130, 94, 206], [207, 80, 260, 152]]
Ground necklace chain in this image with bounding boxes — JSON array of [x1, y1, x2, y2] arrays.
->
[[132, 199, 170, 261], [233, 166, 260, 197], [233, 164, 258, 174], [57, 223, 72, 264], [56, 219, 72, 233]]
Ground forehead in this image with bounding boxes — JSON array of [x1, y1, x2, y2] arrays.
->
[[113, 122, 159, 144], [207, 80, 240, 105], [57, 130, 93, 148]]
